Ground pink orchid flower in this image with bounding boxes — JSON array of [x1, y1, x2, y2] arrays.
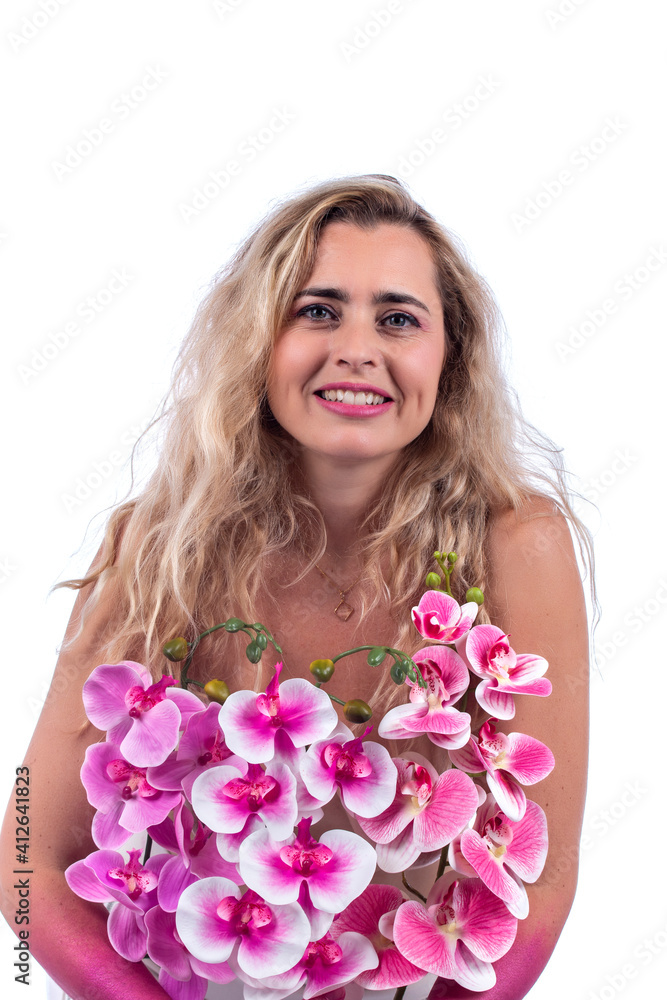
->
[[456, 625, 551, 720], [145, 904, 235, 1000], [450, 794, 548, 919], [411, 590, 479, 644], [448, 719, 555, 822], [331, 884, 426, 990], [175, 877, 310, 980], [83, 661, 203, 767], [219, 662, 338, 764], [378, 646, 471, 750], [80, 741, 183, 849], [65, 848, 169, 961], [356, 755, 478, 873], [300, 724, 397, 818], [237, 930, 378, 1000], [147, 702, 246, 799], [191, 759, 297, 842], [238, 816, 377, 913], [392, 871, 517, 991]]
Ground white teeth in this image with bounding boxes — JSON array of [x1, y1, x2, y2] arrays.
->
[[320, 389, 388, 405]]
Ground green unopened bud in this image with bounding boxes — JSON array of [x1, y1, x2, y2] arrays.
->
[[310, 658, 335, 682], [245, 641, 262, 663], [447, 552, 458, 564], [204, 679, 230, 704], [366, 647, 387, 667], [425, 572, 442, 590], [433, 550, 441, 559], [465, 587, 485, 605], [390, 662, 407, 684], [343, 699, 372, 724], [162, 637, 188, 661], [255, 633, 268, 650], [224, 617, 245, 632]]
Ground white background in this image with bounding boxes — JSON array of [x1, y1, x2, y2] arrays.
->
[[1, 1, 665, 998]]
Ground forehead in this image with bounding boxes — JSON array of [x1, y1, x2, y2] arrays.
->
[[309, 222, 440, 302]]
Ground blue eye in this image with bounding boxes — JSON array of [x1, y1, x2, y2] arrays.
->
[[298, 304, 337, 321], [383, 312, 419, 329]]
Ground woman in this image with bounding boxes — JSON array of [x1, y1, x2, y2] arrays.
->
[[0, 175, 591, 999]]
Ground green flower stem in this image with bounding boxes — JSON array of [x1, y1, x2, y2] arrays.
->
[[327, 693, 346, 707], [332, 646, 427, 689], [401, 872, 427, 903], [392, 988, 407, 1000], [436, 844, 449, 881], [179, 619, 283, 689]]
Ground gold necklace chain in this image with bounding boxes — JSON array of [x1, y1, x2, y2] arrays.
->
[[314, 562, 364, 621]]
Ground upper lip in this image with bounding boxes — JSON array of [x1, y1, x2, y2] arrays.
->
[[315, 381, 393, 399]]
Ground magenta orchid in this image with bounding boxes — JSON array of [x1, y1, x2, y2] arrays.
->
[[392, 871, 518, 991], [81, 741, 183, 849], [456, 624, 552, 719], [378, 646, 471, 750], [450, 795, 548, 919], [356, 755, 479, 873], [219, 662, 338, 764], [65, 848, 170, 961], [83, 661, 203, 767], [145, 904, 236, 1000], [300, 724, 397, 818], [411, 590, 479, 643], [449, 719, 555, 822]]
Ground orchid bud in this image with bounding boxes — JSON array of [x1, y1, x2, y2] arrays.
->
[[390, 662, 406, 684], [255, 633, 268, 650], [447, 551, 458, 564], [245, 641, 262, 663], [310, 659, 335, 682], [162, 636, 188, 661], [466, 587, 485, 605], [343, 699, 372, 724], [224, 617, 244, 632], [425, 572, 442, 590], [366, 647, 387, 666], [204, 679, 230, 704]]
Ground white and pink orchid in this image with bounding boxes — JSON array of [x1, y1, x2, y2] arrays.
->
[[456, 625, 552, 719], [378, 646, 471, 750], [218, 662, 338, 764], [175, 877, 311, 980], [392, 871, 517, 991], [356, 755, 479, 873], [300, 723, 397, 818], [238, 816, 377, 913], [449, 719, 555, 821], [450, 794, 548, 919], [411, 590, 479, 644]]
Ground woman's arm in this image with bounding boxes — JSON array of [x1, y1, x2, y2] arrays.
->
[[0, 568, 171, 999], [429, 501, 590, 999]]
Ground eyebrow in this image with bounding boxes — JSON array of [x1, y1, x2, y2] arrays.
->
[[295, 286, 431, 315]]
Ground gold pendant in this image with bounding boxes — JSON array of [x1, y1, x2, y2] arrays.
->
[[334, 598, 354, 621]]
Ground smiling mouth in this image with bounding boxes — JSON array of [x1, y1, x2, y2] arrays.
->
[[315, 389, 390, 406]]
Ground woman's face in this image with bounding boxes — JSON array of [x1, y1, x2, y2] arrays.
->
[[267, 222, 446, 472]]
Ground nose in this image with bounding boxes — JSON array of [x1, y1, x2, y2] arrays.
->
[[330, 314, 382, 369]]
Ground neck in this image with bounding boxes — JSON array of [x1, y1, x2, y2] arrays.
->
[[299, 452, 396, 562]]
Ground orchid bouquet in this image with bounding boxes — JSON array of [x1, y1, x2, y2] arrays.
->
[[65, 552, 554, 1000]]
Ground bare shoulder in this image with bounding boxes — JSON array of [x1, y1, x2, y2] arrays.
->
[[484, 496, 586, 642]]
